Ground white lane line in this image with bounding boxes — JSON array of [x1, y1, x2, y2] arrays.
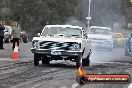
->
[[72, 83, 79, 88], [128, 83, 132, 88]]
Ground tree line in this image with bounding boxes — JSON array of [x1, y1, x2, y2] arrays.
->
[[0, 0, 80, 35]]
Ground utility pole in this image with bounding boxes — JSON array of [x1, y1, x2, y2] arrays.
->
[[86, 0, 92, 29]]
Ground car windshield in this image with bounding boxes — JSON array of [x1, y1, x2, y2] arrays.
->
[[42, 27, 82, 38], [90, 28, 111, 35]]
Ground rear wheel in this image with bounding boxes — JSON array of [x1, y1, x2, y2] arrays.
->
[[83, 51, 91, 66], [82, 56, 90, 66], [76, 56, 82, 68], [34, 54, 40, 66]]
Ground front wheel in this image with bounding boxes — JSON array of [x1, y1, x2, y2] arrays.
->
[[76, 56, 82, 68], [34, 54, 40, 66]]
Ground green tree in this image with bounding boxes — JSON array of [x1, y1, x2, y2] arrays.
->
[[0, 0, 80, 36]]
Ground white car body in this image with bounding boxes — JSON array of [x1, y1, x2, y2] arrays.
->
[[88, 26, 113, 50], [31, 25, 91, 67], [4, 25, 12, 35], [4, 25, 12, 43]]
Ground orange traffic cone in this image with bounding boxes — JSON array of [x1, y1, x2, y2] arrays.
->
[[12, 42, 19, 60]]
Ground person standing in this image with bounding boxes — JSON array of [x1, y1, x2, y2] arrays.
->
[[129, 33, 132, 54], [0, 20, 5, 49], [130, 33, 132, 38], [12, 22, 21, 50]]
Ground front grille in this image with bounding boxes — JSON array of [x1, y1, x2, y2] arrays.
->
[[39, 41, 77, 50]]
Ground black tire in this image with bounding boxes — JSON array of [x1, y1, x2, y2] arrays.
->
[[34, 54, 39, 66], [76, 56, 82, 68], [42, 58, 50, 65], [82, 55, 90, 66], [82, 54, 90, 66]]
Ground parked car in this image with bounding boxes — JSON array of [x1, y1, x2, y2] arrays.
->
[[4, 25, 12, 43], [88, 26, 113, 51], [4, 25, 28, 43], [113, 33, 125, 48], [31, 25, 91, 68], [125, 34, 132, 56]]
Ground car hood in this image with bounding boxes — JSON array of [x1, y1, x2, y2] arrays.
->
[[33, 36, 82, 43], [88, 34, 112, 40]]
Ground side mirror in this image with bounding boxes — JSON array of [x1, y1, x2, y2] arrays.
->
[[83, 33, 86, 36], [37, 33, 41, 37], [86, 35, 88, 38], [83, 33, 88, 39]]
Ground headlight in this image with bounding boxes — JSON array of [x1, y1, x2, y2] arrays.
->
[[71, 43, 81, 51], [32, 40, 40, 49]]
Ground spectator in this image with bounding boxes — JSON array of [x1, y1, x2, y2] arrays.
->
[[11, 22, 21, 50], [0, 20, 5, 49], [130, 33, 132, 37], [128, 33, 132, 54], [128, 33, 132, 40]]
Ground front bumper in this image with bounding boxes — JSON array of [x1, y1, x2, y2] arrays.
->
[[91, 41, 112, 48], [31, 48, 82, 56], [91, 44, 112, 48]]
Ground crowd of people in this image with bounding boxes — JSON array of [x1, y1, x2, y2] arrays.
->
[[0, 19, 21, 50]]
